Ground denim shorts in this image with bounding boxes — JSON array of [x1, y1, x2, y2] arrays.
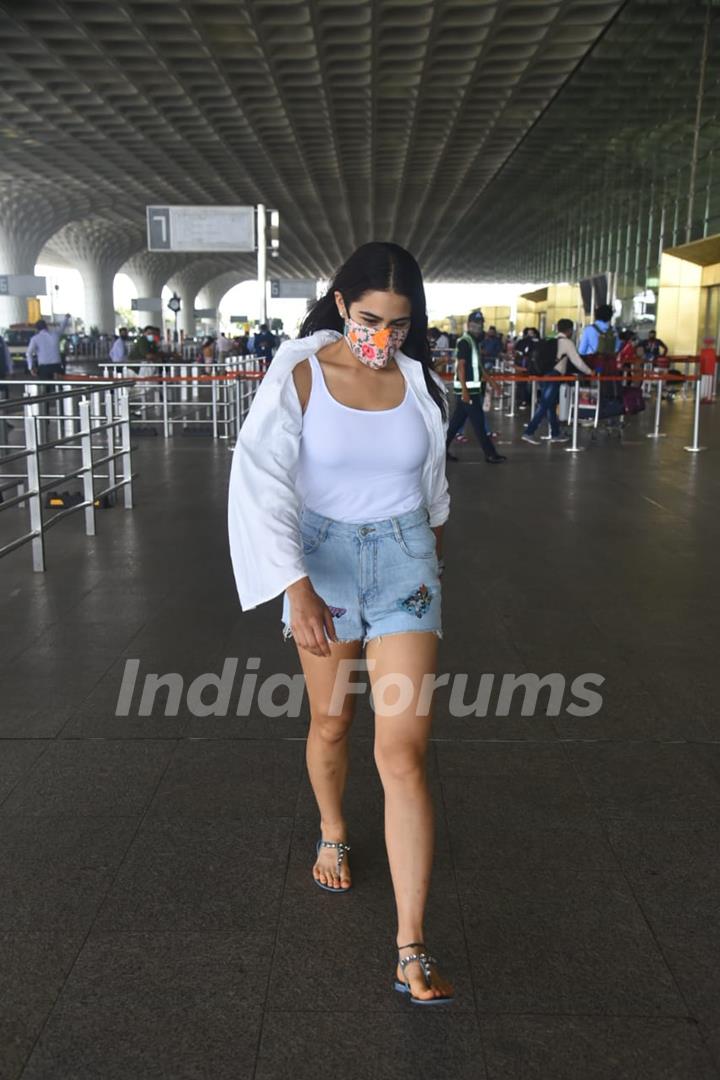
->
[[282, 505, 443, 646]]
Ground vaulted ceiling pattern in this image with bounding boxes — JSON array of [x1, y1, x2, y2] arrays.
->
[[0, 0, 714, 282]]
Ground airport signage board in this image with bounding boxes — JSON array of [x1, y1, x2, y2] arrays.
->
[[131, 297, 163, 312], [0, 274, 47, 297], [146, 206, 256, 252], [270, 278, 316, 300], [194, 309, 216, 318]]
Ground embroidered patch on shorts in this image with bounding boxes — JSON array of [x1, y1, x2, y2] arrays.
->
[[327, 605, 347, 619], [398, 584, 432, 619]]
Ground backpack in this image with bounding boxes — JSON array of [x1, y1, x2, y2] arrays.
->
[[594, 324, 616, 356], [527, 338, 559, 376]]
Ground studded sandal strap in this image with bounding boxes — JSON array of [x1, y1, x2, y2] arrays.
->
[[398, 950, 437, 989], [317, 840, 351, 873]]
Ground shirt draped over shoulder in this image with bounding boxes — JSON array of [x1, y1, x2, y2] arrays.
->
[[227, 329, 450, 612]]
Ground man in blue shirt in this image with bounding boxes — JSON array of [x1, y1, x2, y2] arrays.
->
[[578, 304, 620, 358]]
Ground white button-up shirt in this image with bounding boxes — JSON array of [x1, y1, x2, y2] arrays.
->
[[227, 329, 450, 611], [109, 335, 130, 363], [26, 315, 71, 370]]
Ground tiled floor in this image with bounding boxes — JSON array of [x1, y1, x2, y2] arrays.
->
[[1, 398, 720, 1079]]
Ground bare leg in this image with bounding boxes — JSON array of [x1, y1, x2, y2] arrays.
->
[[296, 639, 363, 889], [366, 631, 454, 1000]]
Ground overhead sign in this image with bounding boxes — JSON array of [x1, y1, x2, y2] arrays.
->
[[146, 205, 256, 252], [0, 274, 47, 297], [270, 278, 316, 300], [131, 297, 163, 312], [194, 309, 215, 318], [230, 315, 249, 323]]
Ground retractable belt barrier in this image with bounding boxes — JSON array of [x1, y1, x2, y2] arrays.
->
[[0, 380, 135, 571]]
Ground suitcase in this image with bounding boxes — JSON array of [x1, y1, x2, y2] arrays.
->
[[622, 387, 645, 414]]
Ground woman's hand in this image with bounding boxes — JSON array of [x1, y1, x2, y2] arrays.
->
[[286, 578, 337, 657]]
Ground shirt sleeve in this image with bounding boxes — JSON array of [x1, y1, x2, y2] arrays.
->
[[227, 369, 308, 611], [26, 336, 37, 368], [562, 337, 593, 376], [578, 326, 596, 355], [426, 370, 450, 528]]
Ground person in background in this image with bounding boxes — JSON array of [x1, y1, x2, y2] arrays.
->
[[109, 327, 130, 366], [481, 325, 503, 369], [446, 309, 506, 464], [201, 336, 216, 366], [578, 304, 620, 363], [0, 332, 12, 380], [217, 332, 233, 360], [129, 325, 161, 372], [26, 314, 72, 380], [644, 329, 668, 362], [522, 319, 593, 444], [254, 323, 276, 369]]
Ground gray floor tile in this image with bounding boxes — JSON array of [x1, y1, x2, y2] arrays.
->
[[567, 743, 720, 821], [0, 815, 139, 930], [255, 1010, 487, 1080], [93, 816, 293, 931], [481, 1016, 718, 1080], [606, 821, 720, 1027], [0, 741, 49, 804], [20, 996, 262, 1080], [1, 740, 175, 816], [145, 739, 303, 819], [0, 931, 84, 1080], [460, 869, 684, 1015]]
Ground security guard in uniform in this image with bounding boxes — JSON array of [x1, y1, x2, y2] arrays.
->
[[446, 309, 506, 464]]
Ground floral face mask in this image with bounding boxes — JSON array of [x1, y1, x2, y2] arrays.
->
[[343, 315, 409, 369]]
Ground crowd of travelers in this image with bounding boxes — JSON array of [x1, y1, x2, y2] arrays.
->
[[428, 305, 711, 459]]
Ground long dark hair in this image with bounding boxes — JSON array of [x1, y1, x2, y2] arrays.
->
[[299, 242, 446, 417]]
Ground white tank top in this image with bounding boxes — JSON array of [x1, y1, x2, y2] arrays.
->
[[296, 353, 429, 523]]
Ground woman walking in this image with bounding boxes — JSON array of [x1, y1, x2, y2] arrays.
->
[[228, 242, 454, 1004]]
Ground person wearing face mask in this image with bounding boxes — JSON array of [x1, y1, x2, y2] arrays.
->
[[228, 242, 454, 1006], [445, 310, 506, 464], [128, 325, 161, 374]]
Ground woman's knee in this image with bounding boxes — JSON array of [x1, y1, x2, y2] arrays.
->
[[310, 709, 353, 744], [374, 741, 427, 784]]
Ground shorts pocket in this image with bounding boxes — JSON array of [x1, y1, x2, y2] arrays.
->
[[395, 519, 437, 560], [299, 520, 327, 555]]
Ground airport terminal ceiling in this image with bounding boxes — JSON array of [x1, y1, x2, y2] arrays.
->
[[0, 0, 719, 283]]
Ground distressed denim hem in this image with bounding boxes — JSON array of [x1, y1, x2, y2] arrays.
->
[[363, 627, 443, 647]]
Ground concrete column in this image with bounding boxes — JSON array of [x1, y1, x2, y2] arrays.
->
[[0, 183, 90, 327], [0, 221, 45, 326], [122, 253, 184, 331], [43, 219, 143, 334], [75, 258, 117, 333]]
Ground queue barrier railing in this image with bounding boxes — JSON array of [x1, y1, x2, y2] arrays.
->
[[438, 370, 704, 454], [0, 380, 135, 571], [100, 357, 261, 439]]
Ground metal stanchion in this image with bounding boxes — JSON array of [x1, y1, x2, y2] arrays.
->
[[63, 393, 75, 438], [565, 378, 585, 453], [530, 379, 537, 415], [119, 391, 134, 508], [105, 389, 116, 493], [505, 375, 516, 418], [646, 377, 666, 439], [211, 378, 219, 440], [24, 407, 45, 572], [78, 398, 96, 537], [684, 377, 706, 453], [162, 375, 170, 438]]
